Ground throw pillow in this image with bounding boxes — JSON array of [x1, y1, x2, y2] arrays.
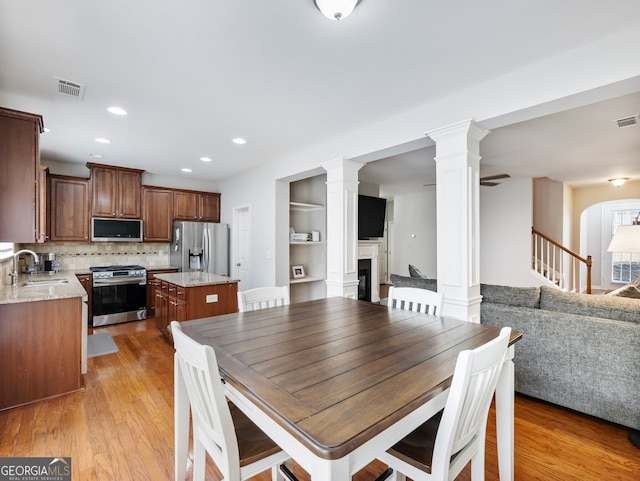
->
[[607, 284, 640, 299], [408, 264, 427, 278]]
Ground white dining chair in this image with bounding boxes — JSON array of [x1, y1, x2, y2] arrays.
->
[[171, 321, 290, 481], [237, 286, 290, 312], [387, 286, 444, 316], [375, 327, 512, 481]]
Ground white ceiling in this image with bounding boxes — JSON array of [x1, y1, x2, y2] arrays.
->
[[1, 0, 639, 194]]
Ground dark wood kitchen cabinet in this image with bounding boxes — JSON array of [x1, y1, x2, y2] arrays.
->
[[75, 273, 93, 320], [48, 175, 90, 241], [0, 297, 83, 410], [88, 163, 143, 219], [154, 277, 238, 342], [142, 186, 174, 242], [173, 190, 220, 222], [146, 268, 178, 318], [0, 107, 45, 243], [49, 175, 90, 241]]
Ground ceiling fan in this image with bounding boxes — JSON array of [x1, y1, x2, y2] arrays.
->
[[479, 173, 511, 186], [424, 173, 511, 187]]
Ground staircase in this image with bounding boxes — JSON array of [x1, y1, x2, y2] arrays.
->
[[531, 227, 592, 294]]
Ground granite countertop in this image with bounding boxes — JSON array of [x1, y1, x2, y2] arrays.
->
[[0, 271, 88, 305], [153, 271, 239, 288]]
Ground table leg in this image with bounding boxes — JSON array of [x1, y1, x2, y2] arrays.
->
[[495, 355, 515, 481], [310, 457, 350, 481], [175, 354, 190, 481]]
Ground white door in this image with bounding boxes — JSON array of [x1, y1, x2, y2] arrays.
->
[[233, 206, 251, 290]]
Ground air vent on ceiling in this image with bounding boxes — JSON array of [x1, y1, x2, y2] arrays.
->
[[615, 115, 639, 129], [54, 77, 86, 100]]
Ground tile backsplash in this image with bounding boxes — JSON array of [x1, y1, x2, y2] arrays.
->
[[17, 242, 171, 272]]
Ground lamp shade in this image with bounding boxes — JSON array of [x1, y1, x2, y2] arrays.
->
[[607, 225, 640, 253], [315, 0, 359, 20]]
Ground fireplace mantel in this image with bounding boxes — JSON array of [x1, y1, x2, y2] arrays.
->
[[358, 241, 379, 302]]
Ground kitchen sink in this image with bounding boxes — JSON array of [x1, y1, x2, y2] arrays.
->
[[22, 278, 69, 287]]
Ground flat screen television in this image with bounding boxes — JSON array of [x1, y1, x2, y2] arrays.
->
[[358, 195, 387, 239]]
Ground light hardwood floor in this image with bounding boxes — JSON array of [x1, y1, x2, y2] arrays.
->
[[1, 318, 638, 481]]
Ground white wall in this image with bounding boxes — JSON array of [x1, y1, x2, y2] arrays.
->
[[389, 190, 437, 278], [388, 178, 537, 286], [479, 178, 538, 286]]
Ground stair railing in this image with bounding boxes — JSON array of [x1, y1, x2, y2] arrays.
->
[[532, 227, 592, 294]]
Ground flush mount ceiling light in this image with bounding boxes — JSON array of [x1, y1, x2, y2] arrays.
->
[[232, 137, 246, 145], [609, 177, 630, 187], [181, 168, 192, 173], [314, 0, 360, 21], [200, 157, 212, 162], [94, 137, 111, 144]]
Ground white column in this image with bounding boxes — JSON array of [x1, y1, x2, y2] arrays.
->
[[427, 119, 489, 323], [321, 158, 363, 299]]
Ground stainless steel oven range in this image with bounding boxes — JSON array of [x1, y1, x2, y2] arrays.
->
[[91, 265, 147, 327]]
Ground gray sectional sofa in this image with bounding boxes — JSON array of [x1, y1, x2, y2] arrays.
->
[[389, 273, 640, 430]]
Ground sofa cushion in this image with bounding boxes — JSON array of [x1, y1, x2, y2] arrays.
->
[[408, 264, 427, 278], [540, 286, 640, 323], [481, 283, 540, 309], [390, 274, 437, 292]]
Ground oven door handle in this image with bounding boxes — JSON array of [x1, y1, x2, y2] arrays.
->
[[93, 278, 147, 287]]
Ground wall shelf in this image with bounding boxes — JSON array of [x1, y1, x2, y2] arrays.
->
[[290, 201, 324, 211], [289, 176, 327, 302], [289, 276, 325, 284]]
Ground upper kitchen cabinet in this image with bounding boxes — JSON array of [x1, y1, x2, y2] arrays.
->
[[173, 190, 220, 222], [142, 186, 173, 242], [0, 107, 45, 243], [49, 175, 90, 241], [87, 163, 143, 219]]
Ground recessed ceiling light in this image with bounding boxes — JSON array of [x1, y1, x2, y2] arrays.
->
[[107, 106, 127, 116], [94, 137, 111, 144], [89, 154, 103, 158], [43, 127, 51, 133], [232, 137, 246, 145], [181, 168, 192, 173], [200, 157, 212, 162]]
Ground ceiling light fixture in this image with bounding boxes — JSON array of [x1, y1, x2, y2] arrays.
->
[[314, 0, 360, 20], [609, 177, 630, 187], [94, 138, 111, 144], [232, 138, 246, 145], [107, 106, 127, 116], [181, 168, 192, 173], [200, 157, 212, 162]]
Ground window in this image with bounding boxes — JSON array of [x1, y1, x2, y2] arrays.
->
[[611, 209, 640, 284]]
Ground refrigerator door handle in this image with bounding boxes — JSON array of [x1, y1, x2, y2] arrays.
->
[[203, 225, 210, 272]]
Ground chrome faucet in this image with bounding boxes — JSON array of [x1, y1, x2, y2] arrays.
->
[[10, 249, 39, 286]]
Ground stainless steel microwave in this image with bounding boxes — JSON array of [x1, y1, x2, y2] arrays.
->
[[91, 217, 143, 242]]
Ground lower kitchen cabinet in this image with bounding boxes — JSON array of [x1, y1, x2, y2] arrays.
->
[[146, 268, 178, 318], [154, 278, 238, 342], [0, 297, 83, 411], [75, 273, 92, 321]]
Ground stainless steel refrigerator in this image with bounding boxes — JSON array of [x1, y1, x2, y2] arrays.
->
[[170, 221, 229, 275]]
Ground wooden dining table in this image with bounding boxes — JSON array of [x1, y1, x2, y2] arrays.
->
[[175, 296, 521, 481]]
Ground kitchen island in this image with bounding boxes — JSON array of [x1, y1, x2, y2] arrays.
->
[[152, 271, 239, 341], [0, 271, 88, 411]]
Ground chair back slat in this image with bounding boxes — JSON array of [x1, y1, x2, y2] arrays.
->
[[388, 286, 444, 316], [238, 286, 290, 312]]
